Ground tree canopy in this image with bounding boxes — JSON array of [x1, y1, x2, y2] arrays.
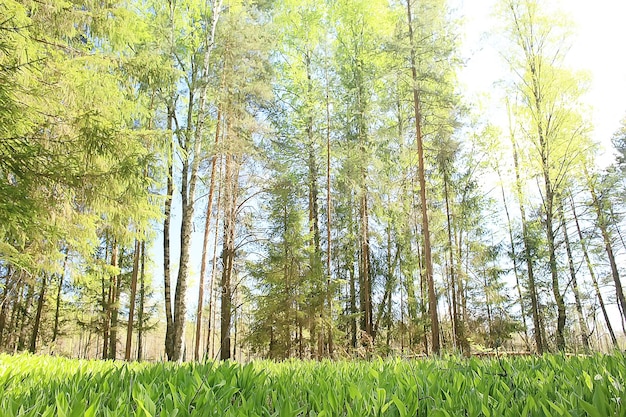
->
[[1, 0, 625, 359]]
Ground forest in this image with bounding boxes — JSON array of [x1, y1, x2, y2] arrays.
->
[[1, 0, 625, 363]]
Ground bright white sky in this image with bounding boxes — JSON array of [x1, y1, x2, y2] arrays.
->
[[456, 0, 626, 161]]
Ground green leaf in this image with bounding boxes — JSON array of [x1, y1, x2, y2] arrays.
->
[[579, 399, 602, 417], [348, 384, 361, 400], [85, 402, 98, 417], [392, 394, 407, 417], [583, 372, 593, 391]]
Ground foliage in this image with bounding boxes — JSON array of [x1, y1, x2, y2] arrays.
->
[[1, 353, 625, 416]]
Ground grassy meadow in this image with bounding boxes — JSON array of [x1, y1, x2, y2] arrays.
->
[[0, 353, 624, 416]]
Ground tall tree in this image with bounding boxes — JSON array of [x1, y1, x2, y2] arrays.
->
[[570, 196, 618, 348], [216, 2, 272, 360], [558, 200, 590, 351], [405, 0, 439, 353], [500, 0, 592, 351], [508, 105, 545, 353]]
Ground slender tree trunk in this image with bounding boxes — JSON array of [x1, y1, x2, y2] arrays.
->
[[6, 277, 23, 350], [498, 173, 530, 350], [52, 253, 68, 344], [349, 253, 357, 349], [406, 189, 421, 349], [108, 242, 120, 360], [305, 52, 322, 261], [102, 269, 110, 360], [220, 151, 240, 360], [350, 52, 373, 341], [125, 239, 141, 361], [304, 50, 324, 357], [325, 53, 333, 357], [28, 274, 47, 353], [0, 271, 10, 347], [509, 113, 545, 354], [558, 201, 590, 351], [483, 267, 494, 344], [385, 269, 393, 349], [570, 198, 617, 347], [163, 101, 175, 360], [456, 230, 467, 325], [406, 0, 439, 353], [443, 174, 464, 353], [206, 161, 223, 358], [163, 0, 177, 362], [587, 172, 626, 325], [172, 76, 195, 361], [137, 241, 146, 361], [195, 106, 222, 361], [374, 225, 396, 339], [544, 179, 566, 351], [400, 261, 405, 353], [17, 283, 33, 352], [520, 0, 567, 351], [359, 190, 373, 338]]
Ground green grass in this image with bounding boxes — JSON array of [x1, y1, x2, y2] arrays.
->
[[0, 352, 624, 416]]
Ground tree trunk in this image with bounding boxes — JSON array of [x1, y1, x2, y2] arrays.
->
[[173, 0, 223, 362], [543, 172, 566, 352], [52, 253, 68, 344], [220, 151, 240, 360], [349, 252, 357, 349], [304, 50, 324, 357], [571, 198, 617, 347], [125, 239, 141, 361], [359, 190, 373, 338], [483, 267, 494, 345], [0, 271, 9, 347], [17, 283, 33, 352], [305, 52, 322, 263], [527, 12, 566, 350], [28, 274, 47, 353], [172, 78, 195, 361], [444, 174, 465, 353], [163, 102, 175, 360], [5, 277, 22, 350], [206, 167, 223, 358], [102, 268, 110, 360], [587, 173, 626, 325], [374, 225, 396, 340], [498, 173, 530, 350], [325, 54, 333, 357], [137, 241, 146, 361], [108, 242, 120, 360], [406, 0, 439, 354], [509, 116, 545, 354], [559, 201, 590, 351], [195, 106, 222, 361]]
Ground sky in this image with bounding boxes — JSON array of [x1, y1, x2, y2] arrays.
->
[[456, 0, 626, 162]]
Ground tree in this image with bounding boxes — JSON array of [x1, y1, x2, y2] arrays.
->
[[216, 3, 272, 360], [499, 0, 592, 351], [585, 167, 626, 328], [248, 171, 308, 359], [404, 0, 459, 354], [507, 106, 545, 353], [0, 0, 161, 357]]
